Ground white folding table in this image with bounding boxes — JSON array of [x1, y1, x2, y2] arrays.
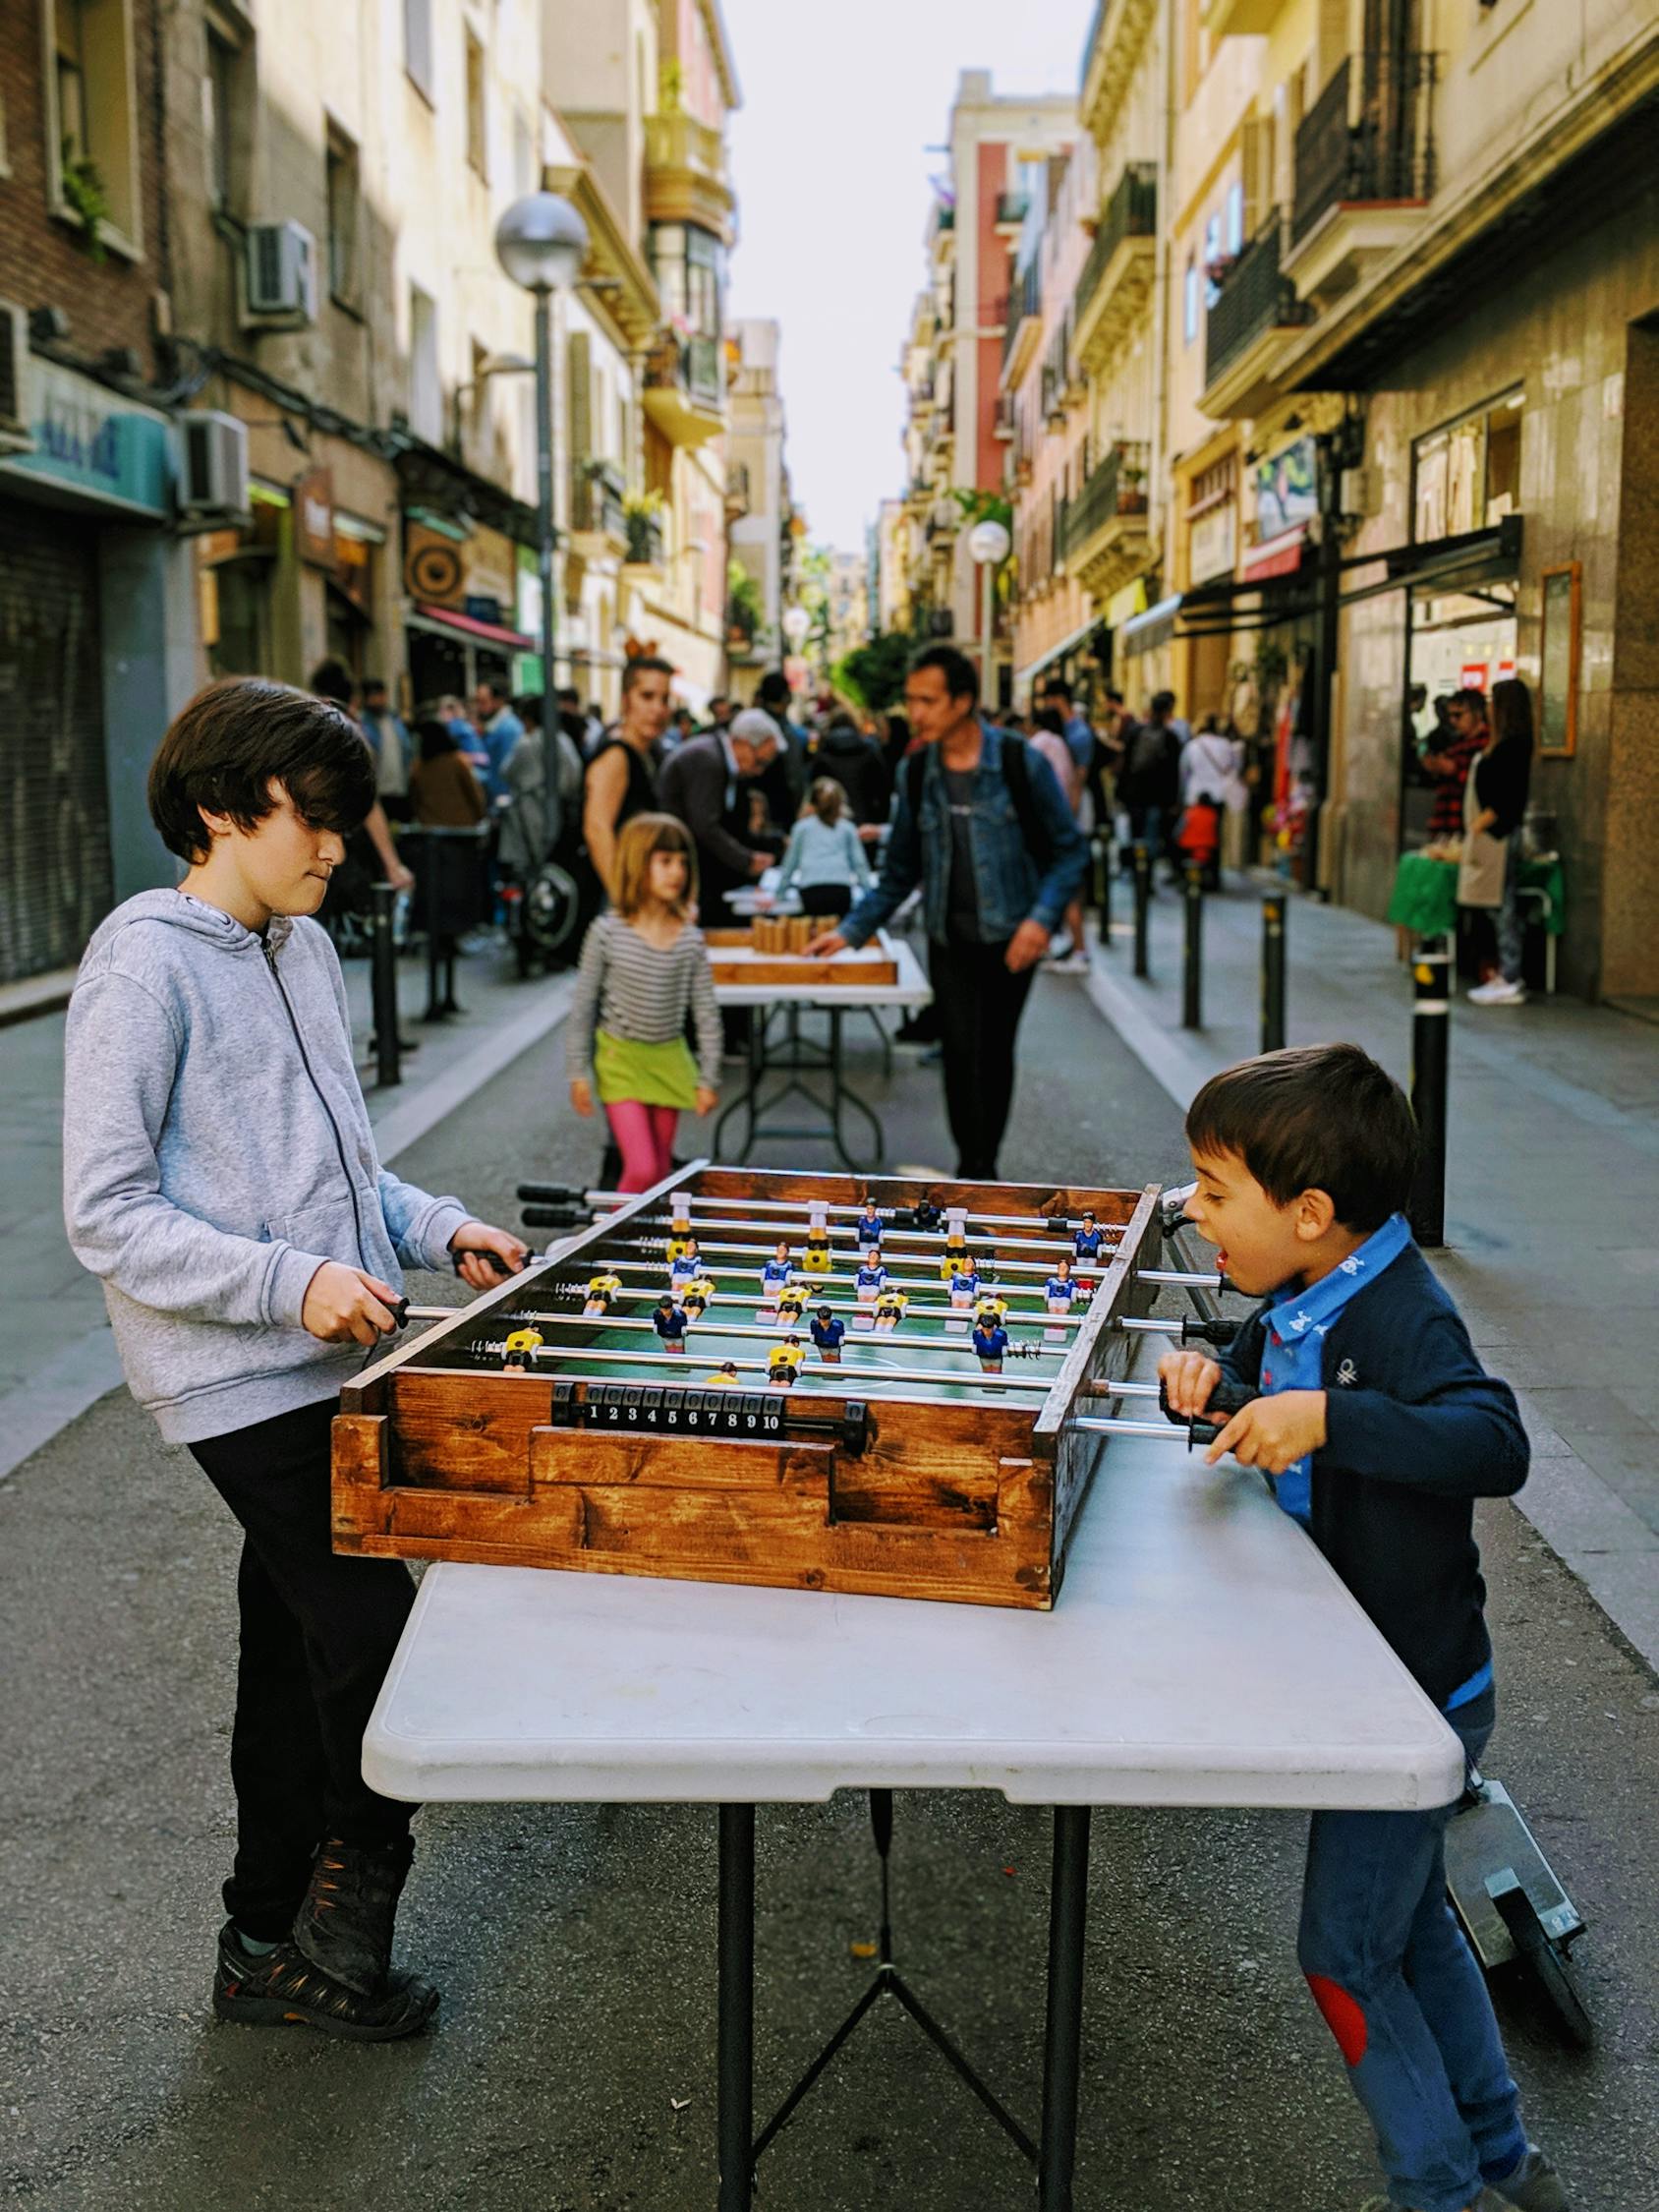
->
[[364, 1336, 1462, 2209]]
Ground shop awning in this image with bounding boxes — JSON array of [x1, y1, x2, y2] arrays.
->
[[1242, 524, 1309, 583], [1118, 594, 1182, 657], [410, 603, 535, 651], [1013, 615, 1099, 689]]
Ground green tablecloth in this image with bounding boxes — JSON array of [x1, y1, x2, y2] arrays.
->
[[1386, 852, 1566, 937]]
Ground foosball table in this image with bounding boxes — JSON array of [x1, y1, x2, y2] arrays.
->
[[331, 1165, 1233, 1609]]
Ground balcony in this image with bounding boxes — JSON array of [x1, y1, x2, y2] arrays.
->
[[994, 191, 1029, 235], [643, 110, 735, 248], [1061, 441, 1150, 599], [1073, 161, 1157, 377], [926, 498, 959, 545], [642, 331, 726, 447], [1081, 0, 1158, 143], [622, 507, 666, 574], [1001, 260, 1044, 387], [1286, 50, 1439, 304], [1200, 218, 1314, 419], [725, 461, 751, 519], [993, 391, 1015, 440], [570, 460, 628, 553]]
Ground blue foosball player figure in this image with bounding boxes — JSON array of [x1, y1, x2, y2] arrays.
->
[[653, 1293, 688, 1353], [810, 1306, 846, 1363], [972, 1317, 1011, 1372], [670, 1238, 703, 1289], [857, 1202, 884, 1252], [1045, 1255, 1078, 1313], [1073, 1211, 1106, 1261], [854, 1251, 888, 1304]]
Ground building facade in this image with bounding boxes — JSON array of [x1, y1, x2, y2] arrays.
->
[[725, 316, 790, 698]]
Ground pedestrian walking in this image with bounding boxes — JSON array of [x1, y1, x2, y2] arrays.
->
[[565, 813, 721, 1193], [472, 678, 525, 803], [1029, 706, 1090, 970], [1117, 692, 1185, 882], [1038, 675, 1096, 785], [583, 655, 668, 900], [409, 716, 486, 828], [61, 676, 529, 2040], [1178, 715, 1245, 890], [756, 669, 811, 820], [658, 707, 780, 923], [809, 709, 892, 829], [1461, 676, 1535, 1008], [1161, 1042, 1566, 2212], [809, 644, 1086, 1181], [359, 678, 413, 822], [770, 777, 874, 920]]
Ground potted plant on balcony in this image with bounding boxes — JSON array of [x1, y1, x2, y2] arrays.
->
[[623, 489, 663, 566], [725, 561, 763, 652], [1116, 459, 1149, 516]]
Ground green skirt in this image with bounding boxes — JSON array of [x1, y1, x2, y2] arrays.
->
[[593, 1027, 701, 1109]]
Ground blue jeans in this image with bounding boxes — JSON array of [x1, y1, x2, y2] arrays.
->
[[1297, 1688, 1527, 2212]]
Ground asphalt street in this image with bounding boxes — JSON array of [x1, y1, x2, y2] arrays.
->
[[2, 970, 1655, 2212]]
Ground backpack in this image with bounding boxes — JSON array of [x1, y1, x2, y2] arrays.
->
[[905, 731, 1053, 870]]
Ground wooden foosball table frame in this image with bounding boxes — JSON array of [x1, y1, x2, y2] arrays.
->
[[333, 1164, 1162, 1609]]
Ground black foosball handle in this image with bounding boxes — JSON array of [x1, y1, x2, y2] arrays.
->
[[522, 1202, 589, 1229], [1178, 1315, 1243, 1348], [1159, 1376, 1257, 1449], [517, 1182, 582, 1203]]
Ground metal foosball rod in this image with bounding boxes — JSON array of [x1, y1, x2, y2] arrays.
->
[[392, 1284, 1087, 1332], [504, 1262, 1090, 1323], [600, 1236, 1085, 1286], [501, 1310, 1069, 1366], [519, 1184, 1126, 1244], [463, 1339, 1053, 1394]]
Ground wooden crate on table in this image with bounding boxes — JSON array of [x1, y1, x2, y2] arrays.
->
[[703, 927, 900, 990], [332, 1164, 1163, 1609]]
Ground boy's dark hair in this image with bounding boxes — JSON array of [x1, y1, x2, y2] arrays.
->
[[148, 678, 376, 864], [908, 642, 979, 704], [1185, 1043, 1420, 1232]]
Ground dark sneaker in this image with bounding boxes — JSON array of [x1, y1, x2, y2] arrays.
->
[[1487, 2147, 1570, 2212], [292, 1835, 415, 1997], [212, 1924, 437, 2042]]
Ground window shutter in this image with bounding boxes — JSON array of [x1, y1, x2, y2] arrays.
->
[[566, 330, 592, 466]]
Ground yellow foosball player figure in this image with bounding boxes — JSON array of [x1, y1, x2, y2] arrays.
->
[[705, 1361, 741, 1388], [939, 1206, 970, 1281], [680, 1276, 716, 1320], [776, 1284, 808, 1327], [802, 1204, 833, 1274], [768, 1335, 804, 1388], [873, 1289, 909, 1333], [583, 1272, 622, 1316], [666, 1211, 697, 1264], [502, 1326, 543, 1370]]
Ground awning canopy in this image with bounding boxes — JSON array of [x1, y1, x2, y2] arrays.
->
[[1013, 615, 1099, 689], [1118, 593, 1182, 657], [411, 602, 535, 652], [1242, 523, 1309, 583]]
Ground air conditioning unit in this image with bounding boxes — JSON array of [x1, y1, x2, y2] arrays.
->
[[244, 221, 318, 325], [0, 300, 33, 454], [177, 410, 250, 524]]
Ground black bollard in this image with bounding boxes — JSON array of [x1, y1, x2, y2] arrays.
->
[[1261, 890, 1287, 1053], [1131, 843, 1151, 978], [1181, 864, 1204, 1029], [1407, 938, 1451, 1247], [369, 882, 401, 1088]]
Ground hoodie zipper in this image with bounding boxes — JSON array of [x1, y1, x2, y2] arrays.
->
[[263, 935, 367, 1269]]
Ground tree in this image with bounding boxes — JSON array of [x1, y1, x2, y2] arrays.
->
[[835, 631, 913, 713]]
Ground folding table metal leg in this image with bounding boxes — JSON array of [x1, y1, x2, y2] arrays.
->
[[1039, 1805, 1092, 2212], [717, 1803, 755, 2212]]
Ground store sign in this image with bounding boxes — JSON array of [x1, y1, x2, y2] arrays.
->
[[295, 467, 336, 569], [1254, 435, 1318, 541], [1460, 661, 1488, 691], [1189, 504, 1236, 585], [5, 360, 171, 517]]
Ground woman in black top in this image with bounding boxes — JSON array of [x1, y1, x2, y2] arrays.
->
[[583, 656, 669, 899], [1462, 676, 1534, 1006]]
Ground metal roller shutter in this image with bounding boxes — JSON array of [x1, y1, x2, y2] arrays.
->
[[0, 499, 113, 981]]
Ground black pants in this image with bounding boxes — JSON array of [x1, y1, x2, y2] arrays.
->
[[929, 937, 1038, 1180], [795, 880, 853, 919], [189, 1397, 418, 1941]]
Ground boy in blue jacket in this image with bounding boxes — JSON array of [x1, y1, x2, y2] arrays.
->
[[63, 679, 527, 2042], [1160, 1044, 1567, 2212]]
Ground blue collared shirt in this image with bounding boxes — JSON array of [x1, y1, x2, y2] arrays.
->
[[1257, 1212, 1413, 1525]]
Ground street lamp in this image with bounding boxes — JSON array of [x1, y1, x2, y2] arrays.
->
[[494, 191, 589, 841], [967, 517, 1011, 707]]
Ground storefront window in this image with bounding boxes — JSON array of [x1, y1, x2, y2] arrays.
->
[[1411, 389, 1524, 542], [207, 559, 270, 677]]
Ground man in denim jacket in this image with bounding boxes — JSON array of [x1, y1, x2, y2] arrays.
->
[[809, 645, 1086, 1178]]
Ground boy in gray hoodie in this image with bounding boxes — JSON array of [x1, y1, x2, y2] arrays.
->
[[63, 678, 527, 2041]]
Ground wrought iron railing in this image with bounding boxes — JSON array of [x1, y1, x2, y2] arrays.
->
[[1062, 442, 1148, 557], [1073, 160, 1158, 325], [1001, 260, 1042, 369], [572, 462, 627, 542], [624, 509, 665, 566], [1204, 218, 1309, 386], [1291, 49, 1439, 245]]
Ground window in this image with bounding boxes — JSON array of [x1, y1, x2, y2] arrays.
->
[[325, 124, 360, 307], [512, 107, 532, 197], [202, 28, 237, 212], [464, 27, 486, 178], [1203, 212, 1223, 304], [1411, 388, 1524, 543], [45, 0, 142, 251], [1183, 254, 1198, 344], [404, 0, 433, 100], [1225, 180, 1244, 256], [649, 223, 725, 339], [409, 284, 441, 443]]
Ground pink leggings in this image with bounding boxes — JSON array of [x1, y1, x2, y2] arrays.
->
[[603, 1099, 680, 1193]]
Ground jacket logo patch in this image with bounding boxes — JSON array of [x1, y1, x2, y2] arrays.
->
[[1336, 1358, 1359, 1388]]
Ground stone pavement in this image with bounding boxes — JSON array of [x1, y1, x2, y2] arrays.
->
[[0, 939, 573, 1484], [1081, 869, 1659, 1671]]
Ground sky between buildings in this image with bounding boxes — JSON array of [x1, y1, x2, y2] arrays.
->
[[721, 0, 1097, 564]]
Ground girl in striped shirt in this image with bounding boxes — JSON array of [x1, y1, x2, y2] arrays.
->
[[567, 814, 721, 1192]]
